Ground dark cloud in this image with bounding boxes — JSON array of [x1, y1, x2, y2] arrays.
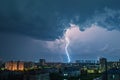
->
[[79, 8, 120, 31], [1, 0, 120, 62], [0, 0, 120, 40]]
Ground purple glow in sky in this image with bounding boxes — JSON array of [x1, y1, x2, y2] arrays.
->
[[43, 23, 120, 62]]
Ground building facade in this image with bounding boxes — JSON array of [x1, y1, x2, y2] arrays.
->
[[5, 61, 24, 71]]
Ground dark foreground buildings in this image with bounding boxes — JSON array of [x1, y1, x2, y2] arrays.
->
[[0, 58, 120, 80]]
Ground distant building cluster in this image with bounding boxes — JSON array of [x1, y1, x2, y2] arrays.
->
[[76, 59, 100, 74], [1, 58, 120, 73], [0, 58, 120, 80], [5, 61, 24, 71]]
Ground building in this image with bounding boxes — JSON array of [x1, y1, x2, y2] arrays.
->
[[99, 57, 107, 72], [39, 59, 46, 66], [107, 61, 120, 69], [0, 59, 3, 69], [102, 68, 120, 80], [76, 59, 100, 73], [99, 58, 120, 71], [62, 66, 80, 77], [24, 62, 36, 70], [76, 60, 98, 67], [5, 61, 24, 71], [18, 61, 24, 70], [76, 60, 96, 64]]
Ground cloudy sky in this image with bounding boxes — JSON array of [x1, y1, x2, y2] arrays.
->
[[0, 0, 120, 62]]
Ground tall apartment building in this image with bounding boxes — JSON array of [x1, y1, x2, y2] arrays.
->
[[5, 61, 24, 71]]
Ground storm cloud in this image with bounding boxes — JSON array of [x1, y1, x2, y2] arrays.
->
[[0, 0, 120, 40], [0, 0, 120, 62]]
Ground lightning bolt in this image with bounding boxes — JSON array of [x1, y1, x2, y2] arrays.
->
[[65, 37, 71, 63]]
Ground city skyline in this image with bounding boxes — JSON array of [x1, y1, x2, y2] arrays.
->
[[0, 0, 120, 62]]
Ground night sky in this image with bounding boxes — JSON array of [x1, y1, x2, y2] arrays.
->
[[0, 0, 120, 62]]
